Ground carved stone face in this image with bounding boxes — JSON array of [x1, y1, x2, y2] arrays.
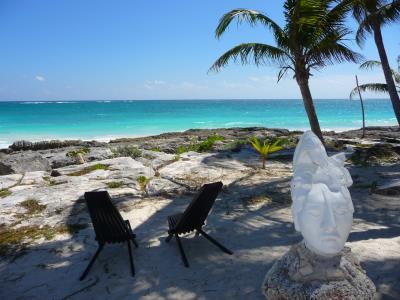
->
[[291, 130, 354, 257], [296, 187, 353, 256]]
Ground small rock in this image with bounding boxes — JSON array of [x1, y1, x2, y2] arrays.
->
[[50, 170, 61, 177]]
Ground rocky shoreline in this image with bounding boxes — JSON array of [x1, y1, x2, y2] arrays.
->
[[0, 126, 399, 299], [1, 126, 400, 174]]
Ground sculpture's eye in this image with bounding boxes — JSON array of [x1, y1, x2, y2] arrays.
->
[[307, 208, 321, 217], [334, 207, 348, 215]]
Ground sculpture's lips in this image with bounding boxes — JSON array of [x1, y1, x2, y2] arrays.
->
[[321, 234, 340, 242]]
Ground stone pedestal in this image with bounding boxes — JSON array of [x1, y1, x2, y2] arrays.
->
[[262, 242, 376, 300]]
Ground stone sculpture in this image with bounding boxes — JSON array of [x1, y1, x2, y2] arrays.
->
[[262, 131, 376, 299]]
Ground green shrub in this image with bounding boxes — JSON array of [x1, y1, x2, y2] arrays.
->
[[197, 134, 225, 152], [111, 145, 142, 158], [0, 189, 12, 198], [105, 181, 124, 189], [175, 145, 190, 154], [67, 164, 109, 176], [150, 147, 161, 152], [137, 176, 149, 191], [175, 134, 225, 154], [66, 147, 90, 158]]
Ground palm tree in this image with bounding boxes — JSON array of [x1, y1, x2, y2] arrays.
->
[[349, 60, 400, 98], [351, 0, 400, 124], [209, 0, 362, 142]]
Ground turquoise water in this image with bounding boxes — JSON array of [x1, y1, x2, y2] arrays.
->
[[0, 99, 396, 148]]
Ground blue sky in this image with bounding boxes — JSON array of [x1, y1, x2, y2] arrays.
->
[[0, 0, 399, 101]]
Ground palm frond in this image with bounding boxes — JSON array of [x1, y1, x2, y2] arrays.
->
[[307, 36, 363, 68], [375, 0, 400, 24], [359, 60, 382, 70], [208, 43, 289, 73], [349, 83, 389, 99], [359, 59, 400, 82], [355, 13, 375, 46], [215, 9, 285, 40]]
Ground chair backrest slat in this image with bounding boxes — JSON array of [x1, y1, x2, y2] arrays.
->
[[175, 182, 223, 232], [84, 191, 129, 243]]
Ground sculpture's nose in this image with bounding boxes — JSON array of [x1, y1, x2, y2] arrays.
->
[[321, 203, 336, 232]]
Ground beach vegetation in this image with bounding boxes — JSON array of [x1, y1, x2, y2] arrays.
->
[[67, 163, 109, 176], [150, 147, 161, 152], [348, 143, 400, 166], [210, 0, 362, 142], [137, 176, 149, 191], [111, 145, 142, 158], [249, 137, 284, 169], [105, 181, 125, 189], [224, 139, 248, 152], [18, 199, 46, 215], [197, 134, 225, 152], [0, 223, 88, 258], [350, 0, 400, 124], [143, 153, 156, 160], [0, 188, 12, 198], [66, 147, 91, 164], [175, 134, 225, 154]]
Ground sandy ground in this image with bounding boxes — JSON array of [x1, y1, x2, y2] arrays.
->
[[0, 181, 399, 300]]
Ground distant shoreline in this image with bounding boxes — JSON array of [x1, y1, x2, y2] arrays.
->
[[0, 126, 368, 150]]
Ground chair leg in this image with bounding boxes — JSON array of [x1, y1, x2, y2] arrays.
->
[[127, 240, 135, 277], [125, 220, 138, 248], [175, 234, 189, 268], [198, 229, 233, 255], [79, 243, 104, 281], [131, 236, 139, 248], [166, 233, 173, 243]]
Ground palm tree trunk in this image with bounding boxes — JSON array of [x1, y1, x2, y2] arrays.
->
[[373, 24, 400, 125], [296, 77, 324, 142]]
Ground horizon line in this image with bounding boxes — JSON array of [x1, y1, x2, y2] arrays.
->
[[0, 97, 390, 102]]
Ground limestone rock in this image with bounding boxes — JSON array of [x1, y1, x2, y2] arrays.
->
[[42, 147, 113, 168], [9, 139, 105, 151], [0, 174, 23, 189], [0, 151, 51, 175], [262, 242, 376, 300], [146, 178, 186, 196]]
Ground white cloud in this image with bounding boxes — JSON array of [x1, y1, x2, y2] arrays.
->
[[35, 75, 45, 81]]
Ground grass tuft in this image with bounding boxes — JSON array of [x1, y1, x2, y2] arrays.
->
[[18, 199, 46, 215], [175, 134, 225, 154], [105, 181, 124, 189], [111, 145, 142, 158], [67, 164, 109, 176], [137, 176, 149, 191], [0, 189, 12, 198], [0, 223, 88, 258]]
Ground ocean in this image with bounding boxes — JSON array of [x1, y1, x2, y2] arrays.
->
[[0, 99, 396, 148]]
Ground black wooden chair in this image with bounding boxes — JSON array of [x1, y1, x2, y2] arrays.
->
[[166, 181, 233, 267], [80, 191, 138, 281]]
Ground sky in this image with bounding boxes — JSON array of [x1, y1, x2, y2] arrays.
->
[[0, 0, 399, 101]]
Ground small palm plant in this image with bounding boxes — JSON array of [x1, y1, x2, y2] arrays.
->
[[249, 137, 284, 169], [66, 147, 91, 164]]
